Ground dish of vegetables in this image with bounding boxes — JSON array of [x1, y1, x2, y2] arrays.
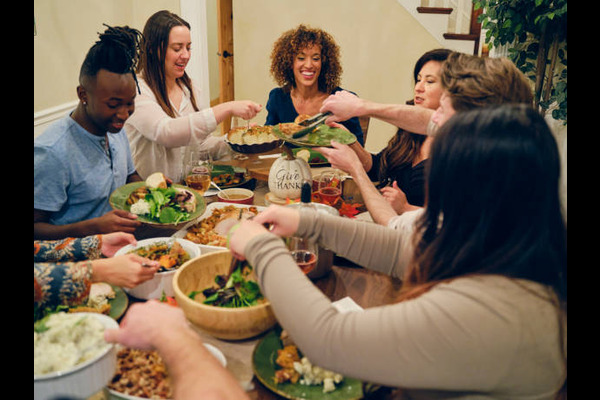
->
[[189, 261, 264, 308], [127, 241, 191, 273], [109, 182, 206, 227]]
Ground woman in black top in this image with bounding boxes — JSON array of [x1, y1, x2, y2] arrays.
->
[[265, 24, 364, 146], [366, 49, 451, 208]]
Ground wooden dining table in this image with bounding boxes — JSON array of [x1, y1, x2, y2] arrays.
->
[[94, 150, 403, 400]]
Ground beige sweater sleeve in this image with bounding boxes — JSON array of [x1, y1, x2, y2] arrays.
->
[[245, 210, 565, 396]]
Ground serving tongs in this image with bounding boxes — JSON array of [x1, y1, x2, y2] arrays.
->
[[292, 111, 332, 139], [225, 209, 245, 280], [225, 211, 272, 280]]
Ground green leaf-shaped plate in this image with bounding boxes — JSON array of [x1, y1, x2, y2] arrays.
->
[[252, 327, 363, 399], [272, 124, 357, 148], [109, 182, 206, 229]]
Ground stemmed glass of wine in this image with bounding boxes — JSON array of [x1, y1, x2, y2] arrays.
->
[[184, 149, 212, 194], [287, 236, 319, 275]]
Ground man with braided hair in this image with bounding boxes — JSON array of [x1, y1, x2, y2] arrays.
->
[[35, 25, 144, 239]]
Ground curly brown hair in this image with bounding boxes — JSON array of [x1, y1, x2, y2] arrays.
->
[[270, 24, 342, 93]]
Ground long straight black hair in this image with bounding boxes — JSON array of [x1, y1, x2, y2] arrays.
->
[[405, 104, 566, 306]]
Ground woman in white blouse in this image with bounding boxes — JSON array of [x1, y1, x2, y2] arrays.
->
[[125, 10, 261, 182]]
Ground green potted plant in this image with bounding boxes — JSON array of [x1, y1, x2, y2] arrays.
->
[[475, 0, 567, 125]]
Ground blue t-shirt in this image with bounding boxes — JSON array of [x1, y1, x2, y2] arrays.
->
[[265, 87, 364, 146], [34, 114, 136, 225]]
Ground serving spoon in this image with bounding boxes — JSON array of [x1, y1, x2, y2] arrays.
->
[[210, 181, 229, 199]]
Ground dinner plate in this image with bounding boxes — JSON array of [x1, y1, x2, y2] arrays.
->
[[173, 202, 266, 247], [210, 165, 248, 188], [292, 147, 330, 167], [107, 285, 128, 320], [272, 124, 357, 148], [65, 284, 128, 320], [109, 182, 206, 229], [252, 327, 363, 400]]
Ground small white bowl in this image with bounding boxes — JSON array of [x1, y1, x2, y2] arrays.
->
[[115, 238, 201, 299], [34, 313, 118, 400]]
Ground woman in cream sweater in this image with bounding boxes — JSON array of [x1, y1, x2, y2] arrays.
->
[[231, 104, 567, 399]]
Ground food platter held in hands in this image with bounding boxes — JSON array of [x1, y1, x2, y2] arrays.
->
[[109, 172, 206, 230], [271, 122, 357, 148]]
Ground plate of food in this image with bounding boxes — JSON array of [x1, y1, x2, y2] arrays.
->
[[211, 165, 249, 188], [292, 147, 329, 166], [107, 344, 226, 400], [252, 326, 363, 399], [174, 202, 265, 248], [115, 237, 200, 299], [109, 172, 206, 229], [225, 125, 282, 154], [272, 123, 357, 148], [67, 283, 128, 321]]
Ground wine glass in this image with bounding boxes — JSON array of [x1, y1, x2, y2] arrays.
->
[[184, 149, 213, 194], [287, 236, 319, 275], [317, 171, 343, 206]]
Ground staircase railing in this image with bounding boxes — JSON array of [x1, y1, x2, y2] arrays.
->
[[416, 0, 484, 55]]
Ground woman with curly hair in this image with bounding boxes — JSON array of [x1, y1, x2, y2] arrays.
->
[[265, 24, 364, 146]]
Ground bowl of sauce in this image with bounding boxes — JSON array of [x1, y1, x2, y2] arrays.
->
[[216, 188, 255, 205]]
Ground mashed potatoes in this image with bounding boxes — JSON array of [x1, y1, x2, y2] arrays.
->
[[34, 313, 110, 375]]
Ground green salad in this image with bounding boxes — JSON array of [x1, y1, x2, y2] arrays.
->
[[190, 262, 263, 308], [128, 186, 195, 224]]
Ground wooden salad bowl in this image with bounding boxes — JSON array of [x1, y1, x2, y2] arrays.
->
[[173, 250, 277, 340]]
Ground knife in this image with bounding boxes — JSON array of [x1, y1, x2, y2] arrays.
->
[[292, 112, 332, 139]]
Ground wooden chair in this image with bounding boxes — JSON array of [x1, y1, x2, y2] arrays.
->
[[359, 116, 370, 145]]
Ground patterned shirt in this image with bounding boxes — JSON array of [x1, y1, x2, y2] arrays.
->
[[34, 236, 102, 310]]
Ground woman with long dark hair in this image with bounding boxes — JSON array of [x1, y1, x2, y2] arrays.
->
[[340, 48, 451, 216], [226, 104, 567, 399], [125, 10, 262, 182]]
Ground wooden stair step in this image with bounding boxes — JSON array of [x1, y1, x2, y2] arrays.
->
[[442, 33, 479, 41], [416, 6, 453, 14]]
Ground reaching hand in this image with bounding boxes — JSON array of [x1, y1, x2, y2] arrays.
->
[[91, 254, 159, 288], [227, 205, 300, 260], [94, 210, 141, 234], [320, 90, 363, 123], [104, 300, 190, 350], [100, 232, 137, 257], [231, 100, 262, 120], [380, 181, 411, 214], [315, 141, 362, 176]]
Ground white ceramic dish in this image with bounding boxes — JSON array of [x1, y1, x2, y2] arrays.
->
[[34, 313, 119, 400], [115, 237, 201, 299], [107, 344, 226, 400], [173, 202, 266, 248]]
